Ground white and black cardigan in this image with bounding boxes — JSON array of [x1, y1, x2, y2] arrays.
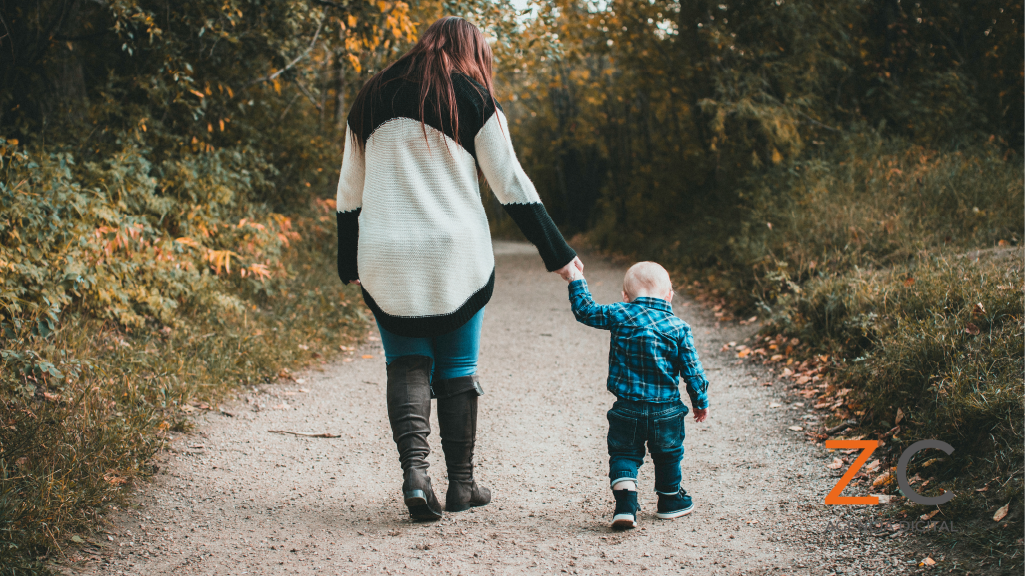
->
[[336, 65, 576, 337]]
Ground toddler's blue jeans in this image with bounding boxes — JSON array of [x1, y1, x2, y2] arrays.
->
[[375, 308, 484, 381], [607, 398, 688, 494]]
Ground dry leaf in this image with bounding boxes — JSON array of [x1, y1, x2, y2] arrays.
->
[[770, 354, 784, 362], [972, 302, 985, 317], [736, 349, 751, 358], [993, 503, 1010, 522], [965, 322, 980, 335], [864, 459, 880, 473], [827, 458, 843, 470], [362, 354, 374, 359], [872, 471, 893, 487], [769, 402, 781, 408], [895, 407, 904, 425], [922, 557, 936, 566], [903, 277, 915, 287], [920, 509, 940, 521], [782, 368, 794, 377], [788, 426, 804, 431], [746, 316, 758, 323]]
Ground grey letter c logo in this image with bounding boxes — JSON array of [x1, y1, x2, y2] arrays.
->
[[897, 439, 954, 505]]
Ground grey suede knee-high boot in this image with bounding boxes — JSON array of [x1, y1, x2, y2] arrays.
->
[[434, 375, 491, 512], [386, 355, 442, 521]]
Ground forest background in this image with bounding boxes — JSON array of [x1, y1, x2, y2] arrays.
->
[[0, 0, 1021, 573]]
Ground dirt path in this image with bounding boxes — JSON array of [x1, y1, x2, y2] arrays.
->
[[72, 241, 914, 575]]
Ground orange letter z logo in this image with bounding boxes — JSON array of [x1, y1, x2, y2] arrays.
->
[[824, 440, 880, 505]]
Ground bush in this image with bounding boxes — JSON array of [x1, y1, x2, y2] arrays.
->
[[0, 199, 366, 573]]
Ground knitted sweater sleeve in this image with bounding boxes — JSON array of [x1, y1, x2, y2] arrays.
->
[[335, 125, 364, 284], [474, 110, 576, 272]]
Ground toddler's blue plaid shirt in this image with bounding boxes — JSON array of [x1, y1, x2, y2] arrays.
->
[[569, 279, 709, 408]]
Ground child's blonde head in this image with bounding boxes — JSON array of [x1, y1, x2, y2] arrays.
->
[[623, 262, 673, 301]]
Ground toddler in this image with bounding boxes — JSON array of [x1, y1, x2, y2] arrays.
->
[[566, 262, 709, 529]]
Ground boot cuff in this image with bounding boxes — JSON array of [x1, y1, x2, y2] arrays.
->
[[432, 375, 484, 399]]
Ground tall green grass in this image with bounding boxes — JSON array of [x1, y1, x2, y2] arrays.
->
[[0, 226, 366, 574]]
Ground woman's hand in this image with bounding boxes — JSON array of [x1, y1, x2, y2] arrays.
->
[[555, 256, 584, 282]]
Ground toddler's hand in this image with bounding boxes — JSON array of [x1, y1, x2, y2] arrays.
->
[[694, 408, 708, 422], [556, 256, 585, 282]]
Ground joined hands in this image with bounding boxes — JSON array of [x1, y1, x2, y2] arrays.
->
[[556, 256, 585, 282]]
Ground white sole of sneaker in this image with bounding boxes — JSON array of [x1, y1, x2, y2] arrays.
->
[[611, 514, 637, 529], [655, 506, 694, 519]]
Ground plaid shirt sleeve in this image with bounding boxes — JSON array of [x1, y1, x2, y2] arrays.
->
[[677, 325, 710, 410], [568, 279, 617, 330]]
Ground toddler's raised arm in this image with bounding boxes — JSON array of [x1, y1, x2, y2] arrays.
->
[[568, 279, 620, 330]]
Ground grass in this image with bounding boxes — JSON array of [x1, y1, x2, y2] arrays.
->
[[0, 225, 368, 575]]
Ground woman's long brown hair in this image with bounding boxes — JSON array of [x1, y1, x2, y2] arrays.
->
[[347, 17, 496, 151]]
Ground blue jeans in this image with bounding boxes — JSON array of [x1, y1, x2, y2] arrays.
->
[[607, 398, 688, 494], [376, 308, 484, 381]]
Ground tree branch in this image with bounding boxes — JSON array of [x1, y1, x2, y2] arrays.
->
[[294, 79, 323, 111], [244, 18, 324, 89]]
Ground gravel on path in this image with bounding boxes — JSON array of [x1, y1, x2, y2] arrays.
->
[[68, 241, 918, 575]]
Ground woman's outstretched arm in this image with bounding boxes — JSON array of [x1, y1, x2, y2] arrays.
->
[[336, 125, 364, 284], [474, 108, 578, 273]]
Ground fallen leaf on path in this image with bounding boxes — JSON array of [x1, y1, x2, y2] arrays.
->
[[921, 510, 939, 521], [895, 407, 905, 425], [736, 349, 751, 358], [788, 426, 804, 431], [769, 403, 781, 408], [965, 322, 980, 335], [827, 458, 843, 469], [770, 354, 784, 362], [973, 302, 985, 317], [269, 430, 340, 438], [864, 459, 880, 473], [872, 471, 893, 487], [993, 503, 1009, 522], [782, 368, 794, 377], [922, 557, 936, 566], [362, 355, 374, 359]]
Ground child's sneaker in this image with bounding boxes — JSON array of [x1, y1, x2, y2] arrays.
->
[[611, 489, 639, 529], [655, 489, 694, 519]]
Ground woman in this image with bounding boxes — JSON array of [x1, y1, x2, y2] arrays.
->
[[335, 17, 583, 521]]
